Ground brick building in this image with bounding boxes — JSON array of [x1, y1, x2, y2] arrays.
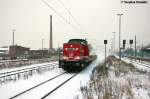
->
[[29, 49, 48, 59], [9, 45, 30, 59]]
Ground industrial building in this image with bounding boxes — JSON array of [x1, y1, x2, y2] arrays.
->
[[0, 44, 56, 60], [0, 46, 9, 60], [9, 45, 30, 59], [28, 49, 49, 59]]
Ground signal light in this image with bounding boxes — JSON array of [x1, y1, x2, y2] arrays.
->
[[74, 56, 80, 60], [130, 40, 133, 44], [65, 48, 68, 51], [75, 48, 79, 51], [123, 40, 126, 45], [104, 40, 107, 44], [63, 56, 68, 60]]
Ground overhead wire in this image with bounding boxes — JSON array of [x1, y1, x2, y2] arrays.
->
[[57, 0, 84, 33], [41, 0, 82, 33]]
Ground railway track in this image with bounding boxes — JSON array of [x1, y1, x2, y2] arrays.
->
[[41, 72, 79, 99], [0, 62, 58, 79], [124, 57, 150, 68], [130, 60, 150, 68], [9, 72, 79, 99]]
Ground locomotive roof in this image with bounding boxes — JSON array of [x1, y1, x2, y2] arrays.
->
[[68, 39, 87, 45]]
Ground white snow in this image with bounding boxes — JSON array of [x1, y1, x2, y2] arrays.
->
[[0, 61, 58, 74], [16, 73, 74, 99], [0, 68, 64, 99], [1, 52, 149, 99], [46, 53, 104, 99], [122, 57, 150, 72], [133, 88, 150, 99], [0, 53, 104, 99]]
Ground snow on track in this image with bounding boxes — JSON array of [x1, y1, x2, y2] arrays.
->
[[0, 68, 64, 99], [0, 53, 104, 99], [45, 53, 104, 99], [122, 58, 150, 72], [13, 73, 74, 99], [0, 61, 58, 74]]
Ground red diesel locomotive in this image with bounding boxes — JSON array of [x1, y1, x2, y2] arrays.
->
[[59, 39, 94, 71]]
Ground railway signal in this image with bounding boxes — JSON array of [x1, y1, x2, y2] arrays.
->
[[104, 40, 107, 44], [123, 40, 126, 49], [135, 36, 137, 61], [104, 40, 107, 73], [130, 40, 133, 45], [129, 39, 134, 58]]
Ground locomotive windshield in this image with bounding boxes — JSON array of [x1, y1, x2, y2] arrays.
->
[[68, 39, 87, 45]]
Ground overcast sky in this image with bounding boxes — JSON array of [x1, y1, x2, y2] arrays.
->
[[0, 0, 150, 50]]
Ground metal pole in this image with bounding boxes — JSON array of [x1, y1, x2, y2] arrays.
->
[[117, 14, 123, 60], [105, 44, 106, 72], [42, 39, 44, 50], [135, 35, 136, 61], [42, 38, 44, 57], [58, 43, 60, 61], [113, 32, 116, 54], [50, 15, 53, 50], [110, 43, 112, 55], [104, 40, 107, 73], [119, 15, 121, 60]]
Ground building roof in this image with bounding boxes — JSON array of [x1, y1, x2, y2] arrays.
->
[[146, 47, 150, 51], [0, 47, 9, 51]]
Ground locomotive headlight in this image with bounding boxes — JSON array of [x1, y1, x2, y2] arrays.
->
[[74, 56, 80, 60], [65, 48, 67, 51], [75, 48, 79, 51], [63, 56, 68, 59]]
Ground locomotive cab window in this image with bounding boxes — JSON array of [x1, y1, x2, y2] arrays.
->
[[68, 39, 87, 45]]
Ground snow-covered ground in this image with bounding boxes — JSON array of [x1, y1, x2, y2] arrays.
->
[[46, 53, 104, 99], [0, 53, 104, 99], [0, 52, 149, 99], [15, 73, 74, 99], [78, 55, 150, 99], [122, 57, 150, 72], [0, 61, 58, 74], [0, 68, 64, 99]]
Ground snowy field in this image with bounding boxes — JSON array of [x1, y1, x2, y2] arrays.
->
[[0, 61, 58, 74], [0, 68, 64, 99], [0, 53, 104, 99], [79, 56, 150, 99], [46, 53, 104, 99], [0, 53, 149, 99], [122, 57, 150, 72]]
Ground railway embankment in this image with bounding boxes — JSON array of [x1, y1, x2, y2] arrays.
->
[[79, 55, 150, 99], [0, 55, 58, 70]]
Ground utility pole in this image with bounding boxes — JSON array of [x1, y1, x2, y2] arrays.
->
[[42, 38, 44, 57], [50, 15, 53, 51], [104, 40, 107, 73], [111, 39, 113, 55], [58, 43, 61, 67], [12, 29, 16, 46], [48, 15, 53, 58], [50, 15, 53, 50], [117, 14, 123, 60], [113, 32, 116, 54], [135, 35, 137, 61], [129, 39, 133, 60], [42, 38, 44, 50]]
